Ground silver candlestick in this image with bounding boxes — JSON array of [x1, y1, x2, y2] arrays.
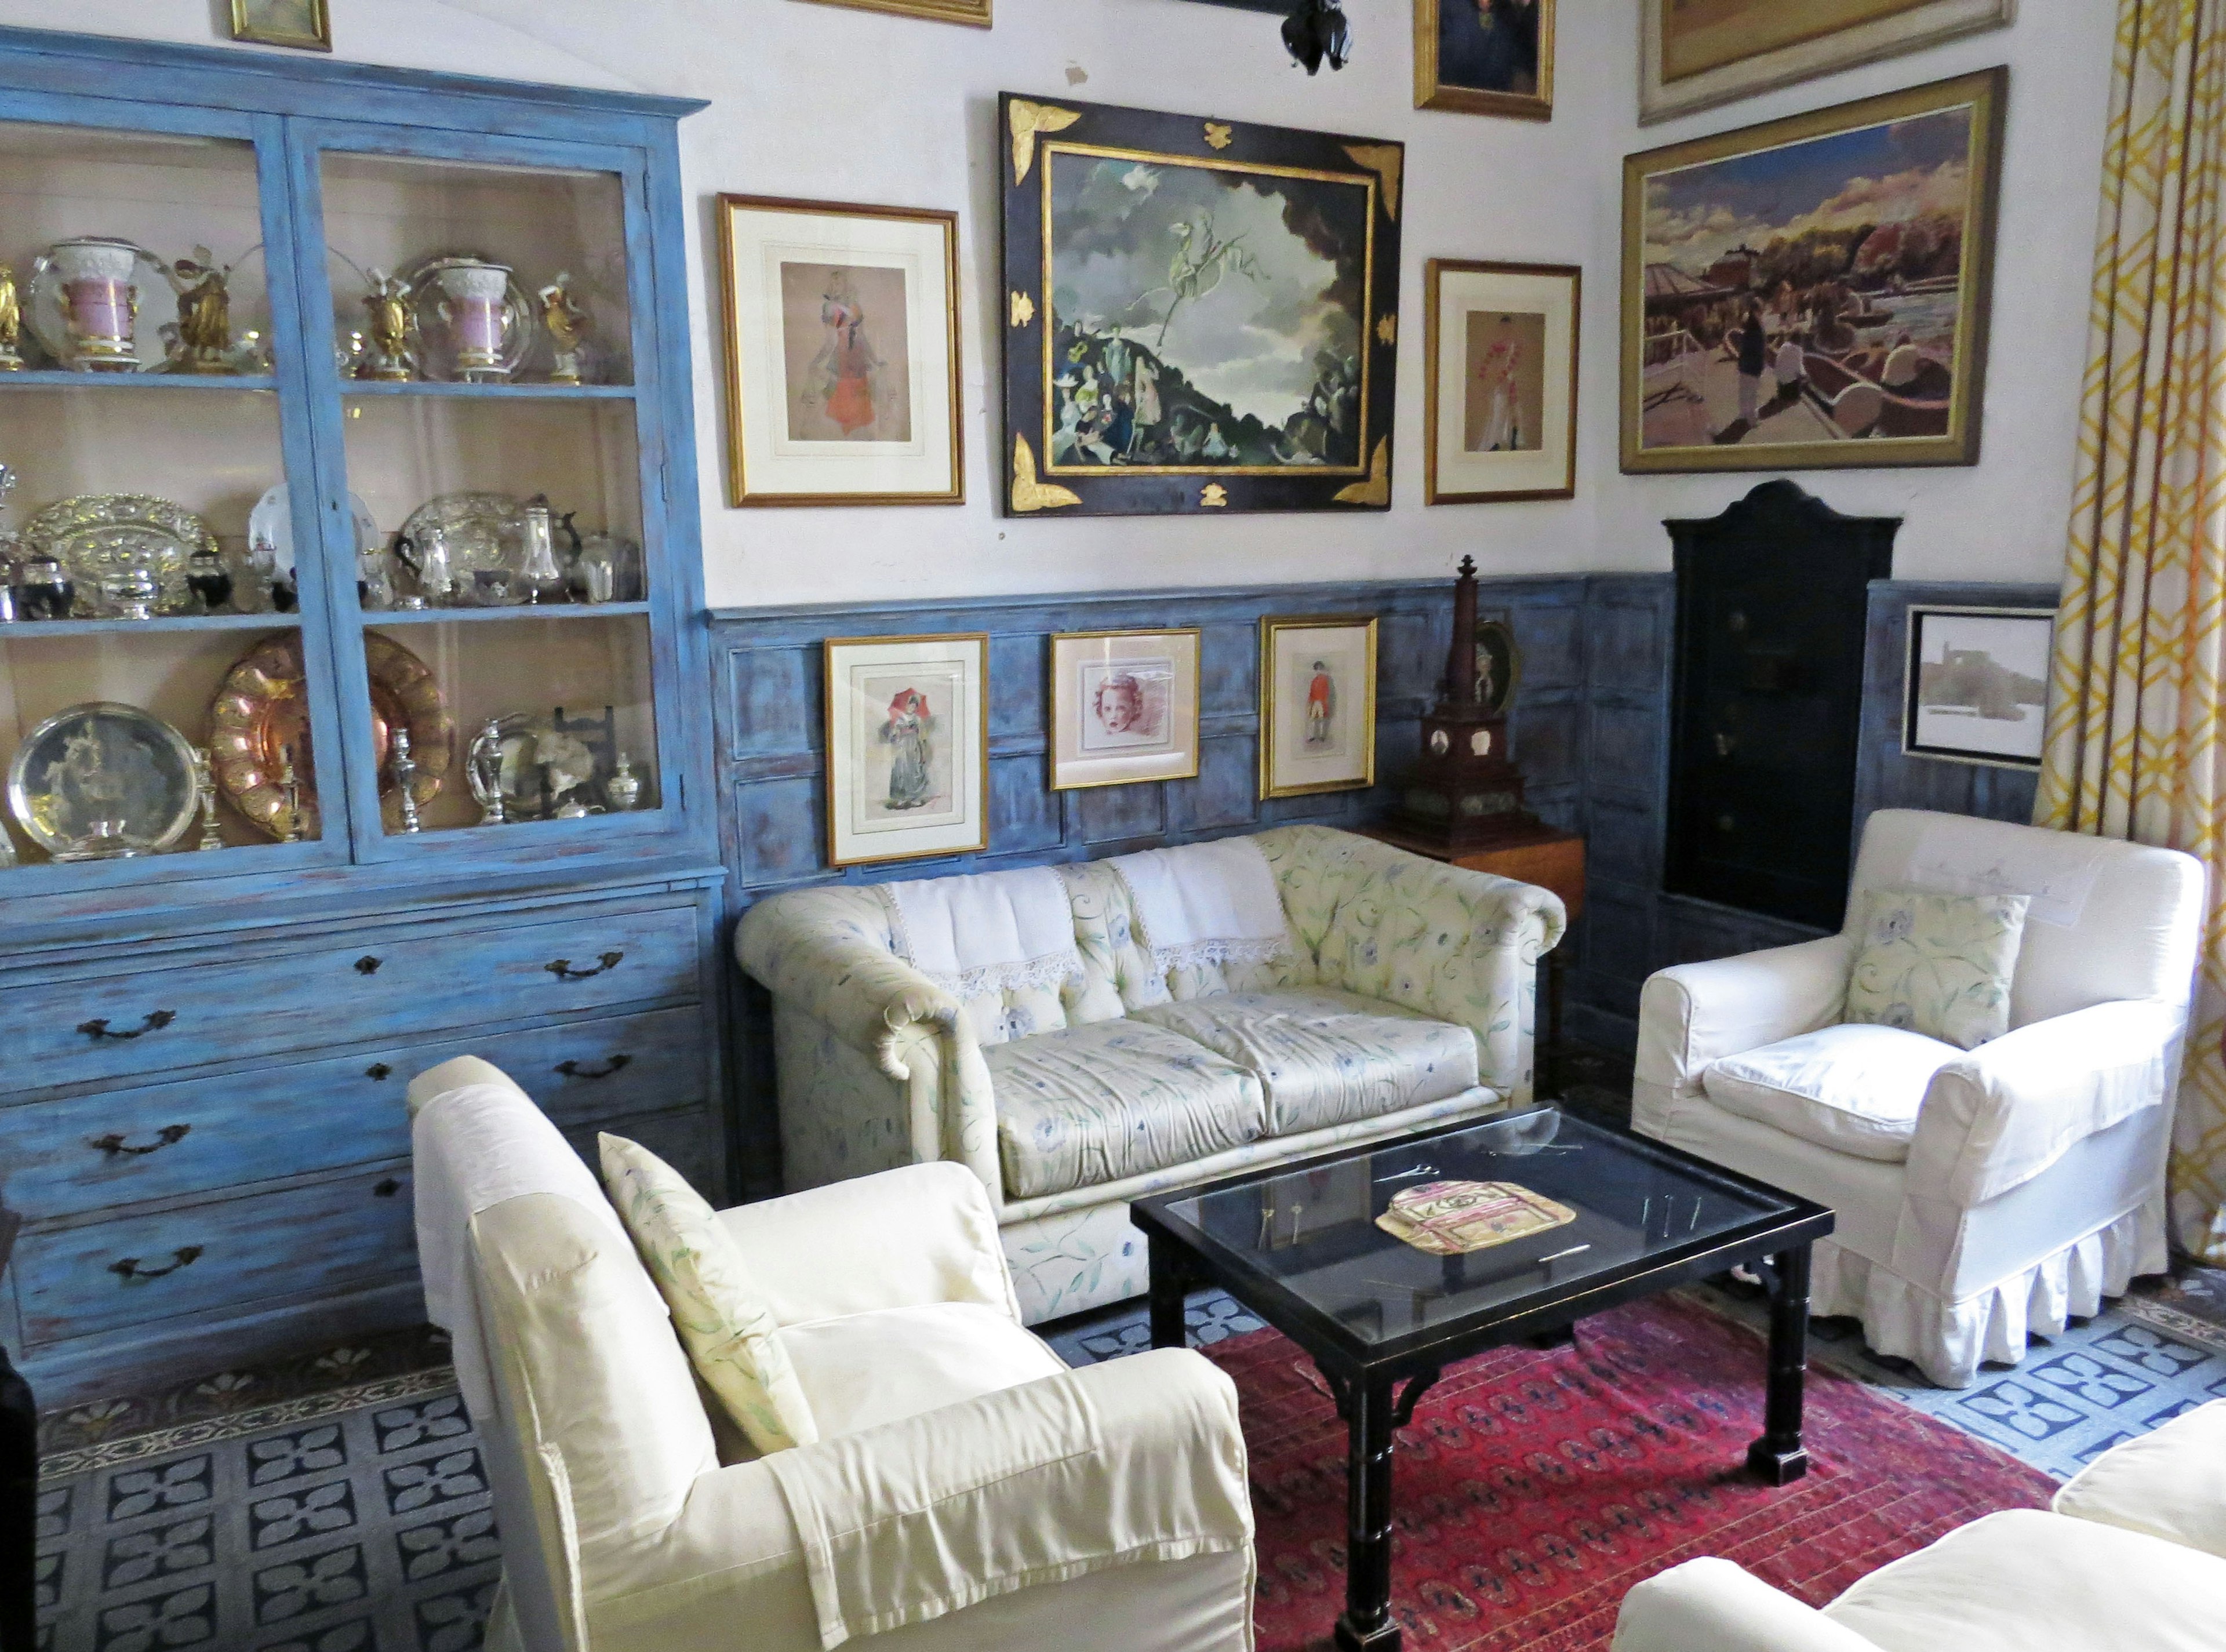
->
[[194, 747, 223, 851], [468, 717, 507, 825], [388, 727, 423, 834]]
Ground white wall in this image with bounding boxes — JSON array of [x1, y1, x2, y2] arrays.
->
[[0, 0, 2112, 598]]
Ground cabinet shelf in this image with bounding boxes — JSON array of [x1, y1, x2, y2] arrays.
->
[[340, 379, 636, 402], [0, 369, 278, 392], [2, 613, 302, 638], [362, 601, 649, 625]]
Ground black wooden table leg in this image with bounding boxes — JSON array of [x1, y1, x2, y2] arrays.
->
[[1335, 1373, 1401, 1651], [1746, 1242, 1812, 1485], [1540, 949, 1567, 1101], [1147, 1231, 1189, 1352], [0, 1341, 35, 1652]]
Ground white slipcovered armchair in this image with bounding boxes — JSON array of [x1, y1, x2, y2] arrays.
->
[[1635, 809, 2204, 1387]]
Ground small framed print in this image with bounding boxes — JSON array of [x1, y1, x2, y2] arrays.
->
[[717, 195, 963, 507], [1902, 605, 2053, 770], [1426, 260, 1580, 504], [228, 0, 332, 50], [1261, 616, 1378, 798], [824, 633, 989, 867], [1416, 0, 1555, 120], [1050, 629, 1202, 791]]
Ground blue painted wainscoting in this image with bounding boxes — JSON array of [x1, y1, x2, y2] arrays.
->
[[710, 577, 1606, 1195]]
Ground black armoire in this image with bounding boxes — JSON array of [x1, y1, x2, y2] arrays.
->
[[1665, 481, 1899, 929]]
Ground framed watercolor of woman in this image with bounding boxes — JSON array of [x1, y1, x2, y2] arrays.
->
[[822, 634, 988, 868]]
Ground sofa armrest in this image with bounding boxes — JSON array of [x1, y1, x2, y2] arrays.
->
[[1907, 998, 2182, 1206], [736, 892, 967, 1086], [1612, 1558, 1884, 1652], [585, 1349, 1252, 1650], [714, 1162, 1020, 1327], [1634, 935, 1854, 1138]]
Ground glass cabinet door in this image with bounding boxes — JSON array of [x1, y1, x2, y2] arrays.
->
[[296, 131, 675, 852], [0, 111, 345, 884]]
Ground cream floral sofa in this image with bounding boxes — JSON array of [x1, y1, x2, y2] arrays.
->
[[736, 824, 1566, 1323]]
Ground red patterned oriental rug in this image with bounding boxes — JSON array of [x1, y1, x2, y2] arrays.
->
[[1205, 1292, 2056, 1651]]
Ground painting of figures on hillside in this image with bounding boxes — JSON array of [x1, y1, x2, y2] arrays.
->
[[1621, 68, 2003, 474], [1002, 95, 1403, 516]]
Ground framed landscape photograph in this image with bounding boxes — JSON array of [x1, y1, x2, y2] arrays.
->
[[1049, 628, 1202, 791], [1260, 616, 1378, 798], [823, 633, 988, 867], [1416, 0, 1554, 121], [1903, 605, 2053, 770], [228, 0, 331, 51], [1000, 94, 1403, 516], [1425, 259, 1579, 504], [1641, 0, 2014, 125], [718, 195, 963, 507], [1621, 68, 2006, 475], [795, 0, 991, 24]]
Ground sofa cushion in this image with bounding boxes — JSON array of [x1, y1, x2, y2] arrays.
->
[[1823, 1508, 2226, 1652], [2053, 1398, 2226, 1561], [1132, 988, 1480, 1136], [1845, 887, 2029, 1049], [1701, 1024, 1962, 1163], [988, 1020, 1268, 1200], [780, 1301, 1066, 1438]]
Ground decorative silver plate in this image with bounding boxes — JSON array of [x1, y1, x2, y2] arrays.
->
[[397, 253, 539, 383], [6, 701, 199, 858], [24, 494, 220, 617], [398, 492, 525, 577]]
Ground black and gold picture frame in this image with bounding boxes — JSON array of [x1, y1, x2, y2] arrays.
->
[[228, 0, 332, 51], [1000, 94, 1403, 517]]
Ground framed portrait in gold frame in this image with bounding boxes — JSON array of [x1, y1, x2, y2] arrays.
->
[[1641, 0, 2013, 125], [717, 195, 964, 508], [1621, 69, 2006, 476], [228, 0, 332, 52], [1415, 1, 1554, 121], [1260, 617, 1377, 799], [1049, 628, 1202, 792], [1425, 259, 1580, 504], [823, 633, 989, 869], [795, 0, 992, 24]]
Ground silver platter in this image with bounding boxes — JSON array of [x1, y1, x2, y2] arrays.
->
[[398, 491, 524, 578], [396, 253, 539, 383], [6, 701, 199, 858], [24, 494, 220, 617]]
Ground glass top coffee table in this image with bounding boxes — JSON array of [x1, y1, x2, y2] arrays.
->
[[1131, 1107, 1835, 1652]]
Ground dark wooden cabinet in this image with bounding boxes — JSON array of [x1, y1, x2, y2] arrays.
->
[[1665, 481, 1898, 929]]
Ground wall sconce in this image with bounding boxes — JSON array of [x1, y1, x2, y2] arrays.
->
[[1179, 0, 1352, 75]]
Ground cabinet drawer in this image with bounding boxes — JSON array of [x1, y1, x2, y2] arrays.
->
[[2, 903, 701, 1089], [0, 1006, 709, 1220], [17, 1166, 416, 1347], [567, 1107, 718, 1196]]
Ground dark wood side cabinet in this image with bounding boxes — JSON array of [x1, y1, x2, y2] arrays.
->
[[1665, 481, 1898, 929]]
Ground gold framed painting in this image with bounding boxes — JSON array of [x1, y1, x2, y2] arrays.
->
[[1621, 68, 2006, 476], [1260, 617, 1377, 799], [795, 0, 992, 24], [228, 0, 332, 51], [717, 195, 963, 507], [1049, 629, 1202, 791], [1416, 1, 1554, 121], [823, 633, 989, 868], [1425, 259, 1580, 504], [1642, 0, 2014, 125]]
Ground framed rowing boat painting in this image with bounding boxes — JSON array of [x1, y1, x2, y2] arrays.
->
[[999, 94, 1403, 516], [1621, 68, 2006, 476]]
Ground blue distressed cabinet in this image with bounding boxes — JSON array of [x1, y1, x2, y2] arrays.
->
[[0, 29, 720, 1403]]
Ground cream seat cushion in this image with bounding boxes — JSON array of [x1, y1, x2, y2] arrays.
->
[[598, 1133, 818, 1453], [989, 1018, 1267, 1200], [1132, 988, 1481, 1135], [1823, 1509, 2226, 1651], [780, 1301, 1067, 1438], [2053, 1398, 2226, 1560], [1701, 1024, 1963, 1163]]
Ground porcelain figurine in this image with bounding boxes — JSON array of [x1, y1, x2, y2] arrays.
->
[[362, 269, 416, 381], [539, 272, 589, 385], [0, 262, 23, 370], [163, 249, 235, 375]]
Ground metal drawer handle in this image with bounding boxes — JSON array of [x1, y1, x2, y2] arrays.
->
[[365, 1063, 393, 1080], [555, 1054, 634, 1082], [373, 1177, 402, 1198], [110, 1246, 203, 1282], [545, 951, 624, 982], [89, 1124, 191, 1158], [78, 1010, 178, 1041], [355, 956, 383, 976]]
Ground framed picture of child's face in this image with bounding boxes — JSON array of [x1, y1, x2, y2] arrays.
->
[[228, 0, 332, 50], [1260, 616, 1378, 798], [823, 633, 988, 867], [718, 195, 963, 506], [1426, 260, 1580, 504], [1416, 0, 1554, 121], [1049, 628, 1202, 791]]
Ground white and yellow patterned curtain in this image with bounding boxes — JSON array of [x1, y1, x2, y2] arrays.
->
[[2038, 0, 2226, 1261]]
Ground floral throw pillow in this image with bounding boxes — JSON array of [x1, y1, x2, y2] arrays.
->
[[1843, 889, 2030, 1050], [598, 1133, 817, 1454]]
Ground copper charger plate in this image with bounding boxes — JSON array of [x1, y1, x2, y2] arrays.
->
[[210, 632, 454, 838]]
